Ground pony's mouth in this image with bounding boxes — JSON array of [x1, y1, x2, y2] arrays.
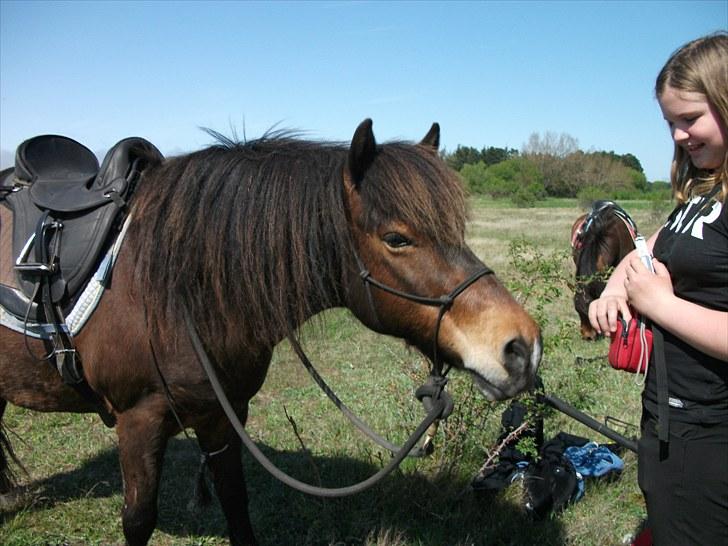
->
[[424, 352, 507, 400], [469, 371, 509, 401]]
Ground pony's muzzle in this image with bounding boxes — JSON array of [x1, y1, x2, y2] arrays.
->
[[503, 335, 542, 389]]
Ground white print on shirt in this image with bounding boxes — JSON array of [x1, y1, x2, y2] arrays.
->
[[666, 197, 722, 240]]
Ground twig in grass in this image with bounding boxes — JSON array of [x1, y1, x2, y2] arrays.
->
[[451, 413, 534, 500], [282, 405, 322, 487], [474, 420, 532, 478], [575, 355, 606, 365]]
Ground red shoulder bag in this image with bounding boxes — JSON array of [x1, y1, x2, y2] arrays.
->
[[608, 312, 652, 374]]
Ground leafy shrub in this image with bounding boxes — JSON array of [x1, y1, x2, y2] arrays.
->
[[459, 161, 489, 194], [511, 180, 547, 208], [576, 185, 609, 209], [463, 157, 545, 203]]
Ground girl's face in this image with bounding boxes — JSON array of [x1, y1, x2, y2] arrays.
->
[[659, 85, 727, 170]]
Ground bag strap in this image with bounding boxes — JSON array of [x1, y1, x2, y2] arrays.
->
[[653, 327, 669, 443]]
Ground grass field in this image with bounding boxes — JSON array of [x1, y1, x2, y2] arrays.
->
[[0, 197, 666, 546]]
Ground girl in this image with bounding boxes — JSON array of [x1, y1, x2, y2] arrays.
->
[[589, 31, 728, 545]]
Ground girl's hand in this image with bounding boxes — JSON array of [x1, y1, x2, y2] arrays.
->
[[588, 294, 631, 335], [624, 258, 674, 317]]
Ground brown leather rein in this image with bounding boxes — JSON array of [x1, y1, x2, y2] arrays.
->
[[184, 259, 493, 497]]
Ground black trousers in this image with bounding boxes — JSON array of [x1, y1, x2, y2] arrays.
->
[[638, 410, 728, 546]]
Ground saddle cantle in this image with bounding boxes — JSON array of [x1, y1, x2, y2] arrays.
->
[[1, 134, 163, 322]]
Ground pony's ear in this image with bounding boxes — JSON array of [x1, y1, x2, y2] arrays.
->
[[420, 122, 440, 152], [347, 118, 377, 187]]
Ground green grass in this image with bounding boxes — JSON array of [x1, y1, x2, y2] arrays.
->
[[0, 199, 665, 545]]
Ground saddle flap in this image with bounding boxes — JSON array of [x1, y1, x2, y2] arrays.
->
[[30, 178, 127, 211]]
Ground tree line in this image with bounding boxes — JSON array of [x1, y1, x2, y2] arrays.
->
[[443, 131, 670, 207]]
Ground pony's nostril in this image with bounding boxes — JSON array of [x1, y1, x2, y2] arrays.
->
[[503, 337, 530, 372]]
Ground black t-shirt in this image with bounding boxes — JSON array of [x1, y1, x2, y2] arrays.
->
[[643, 189, 728, 423]]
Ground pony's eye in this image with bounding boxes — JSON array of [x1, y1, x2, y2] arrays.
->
[[382, 232, 411, 249]]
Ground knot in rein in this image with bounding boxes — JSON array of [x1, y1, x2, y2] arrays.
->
[[415, 375, 454, 421]]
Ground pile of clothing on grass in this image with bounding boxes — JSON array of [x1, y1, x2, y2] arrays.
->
[[471, 395, 625, 519]]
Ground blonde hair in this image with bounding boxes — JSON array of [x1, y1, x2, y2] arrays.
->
[[655, 31, 728, 204]]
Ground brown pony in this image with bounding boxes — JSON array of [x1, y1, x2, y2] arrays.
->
[[571, 201, 639, 340], [0, 119, 541, 545]]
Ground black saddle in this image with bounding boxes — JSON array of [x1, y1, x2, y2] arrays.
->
[[0, 134, 163, 322]]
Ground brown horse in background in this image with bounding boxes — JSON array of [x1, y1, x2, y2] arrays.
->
[[570, 200, 639, 340], [0, 119, 541, 545]]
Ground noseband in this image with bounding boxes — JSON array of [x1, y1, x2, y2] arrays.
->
[[356, 254, 494, 380]]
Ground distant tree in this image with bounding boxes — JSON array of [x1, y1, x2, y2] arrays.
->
[[445, 145, 518, 170], [590, 151, 645, 174], [569, 152, 647, 197], [482, 146, 519, 166], [648, 180, 671, 192], [449, 131, 648, 198], [445, 145, 482, 171], [522, 131, 579, 158], [459, 161, 489, 194], [628, 168, 649, 192], [522, 132, 580, 196], [619, 152, 643, 173]]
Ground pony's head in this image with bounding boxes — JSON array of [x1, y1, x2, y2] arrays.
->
[[571, 204, 636, 340], [341, 119, 541, 400], [132, 119, 541, 400]]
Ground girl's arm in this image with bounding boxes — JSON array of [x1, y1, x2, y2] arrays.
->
[[624, 256, 728, 361], [588, 229, 661, 334]]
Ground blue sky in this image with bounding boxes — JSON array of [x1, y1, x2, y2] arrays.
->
[[1, 1, 726, 182]]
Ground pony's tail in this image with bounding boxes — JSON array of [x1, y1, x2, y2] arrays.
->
[[0, 422, 25, 494]]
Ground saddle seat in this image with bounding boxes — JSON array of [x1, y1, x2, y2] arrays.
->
[[0, 134, 163, 324]]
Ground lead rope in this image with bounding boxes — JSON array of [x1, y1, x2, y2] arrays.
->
[[286, 333, 446, 457], [184, 308, 448, 498], [610, 206, 669, 440]]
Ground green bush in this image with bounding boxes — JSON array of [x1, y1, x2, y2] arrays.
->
[[459, 161, 489, 194], [463, 158, 545, 203], [576, 185, 609, 209], [511, 180, 547, 208]]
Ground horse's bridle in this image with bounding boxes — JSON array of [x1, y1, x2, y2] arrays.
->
[[183, 252, 494, 498], [286, 255, 493, 456], [572, 201, 639, 251]]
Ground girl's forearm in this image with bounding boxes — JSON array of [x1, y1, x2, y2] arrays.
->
[[649, 296, 728, 361]]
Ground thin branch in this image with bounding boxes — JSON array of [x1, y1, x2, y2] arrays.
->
[[283, 405, 322, 487], [475, 421, 532, 477]]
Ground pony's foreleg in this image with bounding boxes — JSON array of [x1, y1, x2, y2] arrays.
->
[[195, 421, 257, 546], [116, 397, 170, 546], [0, 399, 23, 495]]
